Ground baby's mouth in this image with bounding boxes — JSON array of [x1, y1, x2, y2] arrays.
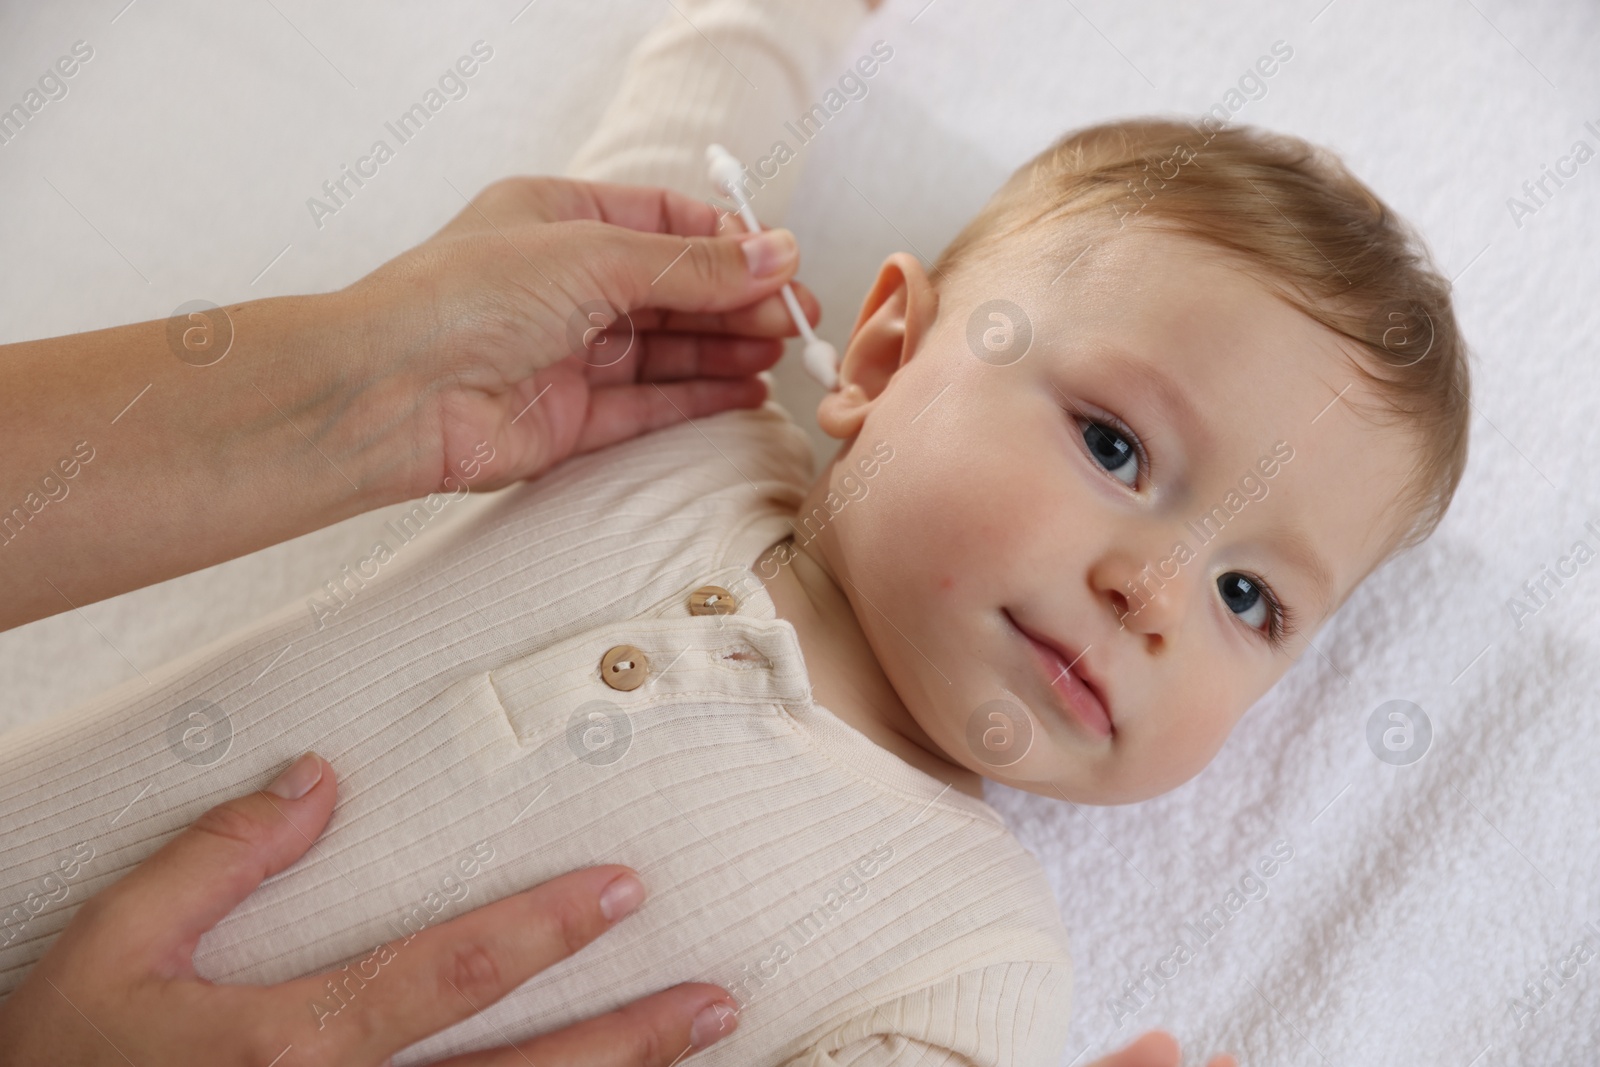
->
[[1002, 609, 1114, 739]]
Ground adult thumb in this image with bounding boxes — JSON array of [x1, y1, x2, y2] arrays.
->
[[594, 222, 800, 316], [94, 752, 337, 970]]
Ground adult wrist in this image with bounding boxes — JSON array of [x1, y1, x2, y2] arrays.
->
[[205, 291, 411, 517], [0, 291, 413, 630], [319, 279, 458, 507]]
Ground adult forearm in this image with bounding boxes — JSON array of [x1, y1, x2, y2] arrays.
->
[[0, 292, 401, 632], [0, 175, 815, 634]]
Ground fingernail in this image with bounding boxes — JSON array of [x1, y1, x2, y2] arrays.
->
[[598, 873, 645, 921], [690, 1000, 739, 1049], [266, 752, 323, 800], [741, 229, 796, 278]]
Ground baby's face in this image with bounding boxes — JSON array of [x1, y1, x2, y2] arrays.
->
[[812, 221, 1417, 804]]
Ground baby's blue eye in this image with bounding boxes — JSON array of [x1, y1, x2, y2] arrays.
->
[[1218, 572, 1270, 630], [1081, 421, 1139, 487]]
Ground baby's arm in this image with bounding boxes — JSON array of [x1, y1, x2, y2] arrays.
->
[[565, 0, 872, 226]]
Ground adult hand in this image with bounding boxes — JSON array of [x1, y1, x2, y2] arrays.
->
[[1, 175, 817, 632], [0, 753, 740, 1066], [341, 176, 818, 501], [1087, 1030, 1237, 1067]]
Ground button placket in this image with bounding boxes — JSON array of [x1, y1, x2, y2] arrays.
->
[[489, 616, 807, 750]]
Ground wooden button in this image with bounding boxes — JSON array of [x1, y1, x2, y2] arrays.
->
[[599, 644, 649, 691], [688, 585, 737, 616]]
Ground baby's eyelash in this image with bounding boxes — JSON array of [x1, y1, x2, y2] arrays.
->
[[1251, 578, 1298, 650], [1074, 410, 1150, 487]]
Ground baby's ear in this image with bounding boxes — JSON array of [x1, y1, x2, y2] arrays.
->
[[817, 252, 938, 440]]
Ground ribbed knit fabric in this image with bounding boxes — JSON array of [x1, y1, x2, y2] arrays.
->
[[0, 404, 1072, 1065], [565, 0, 871, 217]]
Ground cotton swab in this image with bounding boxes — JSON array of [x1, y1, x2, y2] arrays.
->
[[706, 143, 840, 390]]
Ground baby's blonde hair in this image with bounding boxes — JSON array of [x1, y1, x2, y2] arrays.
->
[[934, 117, 1471, 553]]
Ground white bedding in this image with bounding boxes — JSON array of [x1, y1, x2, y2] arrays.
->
[[3, 2, 1598, 1064]]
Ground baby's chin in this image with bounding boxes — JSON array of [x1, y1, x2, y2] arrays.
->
[[961, 736, 1215, 806], [998, 772, 1185, 808]]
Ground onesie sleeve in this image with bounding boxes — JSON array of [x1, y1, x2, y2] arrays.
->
[[775, 961, 1074, 1067], [564, 0, 870, 224]]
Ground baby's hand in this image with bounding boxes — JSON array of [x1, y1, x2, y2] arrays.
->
[[1087, 1030, 1237, 1067], [336, 176, 819, 501]]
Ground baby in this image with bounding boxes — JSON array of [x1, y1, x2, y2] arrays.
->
[[0, 5, 1469, 1067], [747, 117, 1469, 810]]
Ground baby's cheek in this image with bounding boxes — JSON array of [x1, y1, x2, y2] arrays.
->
[[857, 466, 999, 585], [1147, 694, 1242, 788], [1161, 661, 1294, 782]]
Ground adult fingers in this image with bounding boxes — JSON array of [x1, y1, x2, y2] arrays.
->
[[595, 280, 822, 341], [434, 177, 734, 244], [529, 178, 780, 248], [572, 378, 770, 457], [575, 333, 783, 388], [437, 983, 740, 1067], [286, 865, 651, 1063], [565, 179, 776, 242], [79, 752, 335, 975], [558, 178, 724, 236], [656, 278, 822, 337], [562, 219, 800, 320], [629, 333, 782, 382]]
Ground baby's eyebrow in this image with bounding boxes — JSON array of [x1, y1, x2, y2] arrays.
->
[[1096, 347, 1216, 457], [1271, 521, 1335, 618]]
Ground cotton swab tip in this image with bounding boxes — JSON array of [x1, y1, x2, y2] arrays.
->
[[804, 338, 840, 391], [705, 144, 744, 197]]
